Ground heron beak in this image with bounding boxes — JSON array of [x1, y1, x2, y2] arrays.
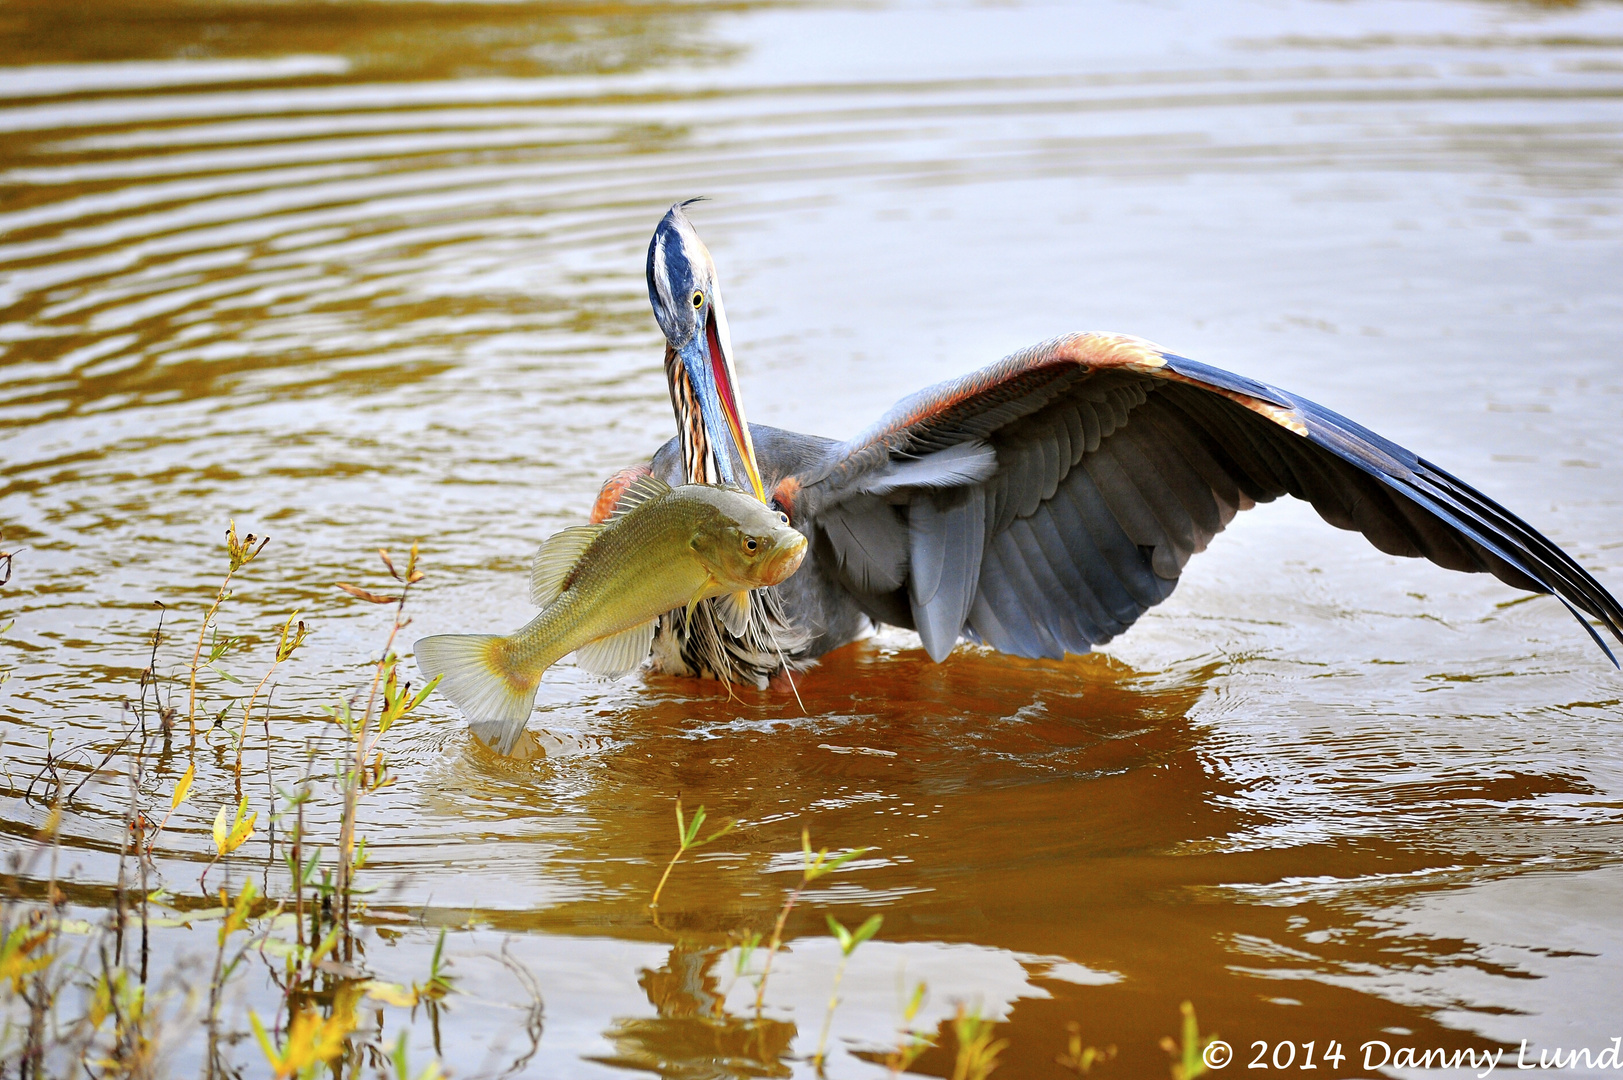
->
[[681, 305, 766, 503]]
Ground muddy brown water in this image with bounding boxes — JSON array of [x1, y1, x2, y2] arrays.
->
[[2, 0, 1622, 1075]]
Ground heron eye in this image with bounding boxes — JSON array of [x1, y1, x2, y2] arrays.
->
[[744, 537, 758, 553], [692, 291, 704, 309]]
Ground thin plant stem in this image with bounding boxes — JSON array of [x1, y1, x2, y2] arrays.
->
[[753, 882, 802, 1018], [336, 544, 421, 948], [185, 580, 230, 744], [753, 829, 869, 1018], [233, 611, 304, 789], [186, 522, 267, 745], [233, 662, 276, 792], [649, 850, 683, 914], [813, 952, 852, 1072]]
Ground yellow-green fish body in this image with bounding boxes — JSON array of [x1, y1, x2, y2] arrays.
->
[[415, 477, 806, 753]]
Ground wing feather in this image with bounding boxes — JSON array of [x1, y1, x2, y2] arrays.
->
[[1034, 477, 1138, 637], [908, 486, 986, 661], [791, 332, 1621, 665], [972, 534, 1060, 657], [1024, 502, 1117, 644], [821, 494, 909, 594]]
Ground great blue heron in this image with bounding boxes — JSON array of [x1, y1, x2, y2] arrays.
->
[[599, 200, 1622, 690]]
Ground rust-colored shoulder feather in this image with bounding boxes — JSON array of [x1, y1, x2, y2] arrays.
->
[[589, 464, 655, 525]]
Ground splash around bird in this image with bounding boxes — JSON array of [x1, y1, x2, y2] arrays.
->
[[414, 477, 807, 753]]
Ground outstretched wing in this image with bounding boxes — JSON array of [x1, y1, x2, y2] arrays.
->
[[797, 332, 1623, 665]]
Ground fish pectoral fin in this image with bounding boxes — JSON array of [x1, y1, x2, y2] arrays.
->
[[605, 474, 673, 522], [530, 524, 603, 607], [716, 590, 753, 637], [684, 580, 714, 621], [573, 619, 657, 679]]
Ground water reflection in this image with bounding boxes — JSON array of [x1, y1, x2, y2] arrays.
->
[[0, 0, 747, 81], [595, 940, 796, 1079]]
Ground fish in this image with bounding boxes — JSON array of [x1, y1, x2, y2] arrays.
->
[[414, 476, 808, 753]]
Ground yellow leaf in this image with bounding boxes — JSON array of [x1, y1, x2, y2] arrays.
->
[[213, 797, 255, 856], [212, 803, 230, 854], [227, 812, 256, 853], [1, 925, 54, 993], [88, 976, 112, 1029], [253, 1005, 353, 1078], [361, 980, 418, 1008], [171, 762, 195, 810]]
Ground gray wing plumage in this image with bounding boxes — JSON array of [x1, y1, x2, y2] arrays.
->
[[791, 332, 1623, 665]]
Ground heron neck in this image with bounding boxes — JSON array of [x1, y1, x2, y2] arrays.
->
[[665, 343, 722, 484]]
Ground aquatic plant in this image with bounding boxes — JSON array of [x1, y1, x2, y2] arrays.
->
[[1161, 1000, 1217, 1080], [250, 998, 355, 1080], [329, 543, 440, 947], [185, 520, 268, 742], [649, 798, 737, 912], [202, 880, 260, 1074], [0, 524, 461, 1078], [885, 979, 936, 1076], [753, 827, 868, 1017], [233, 610, 309, 783], [813, 912, 883, 1071], [951, 1003, 1009, 1080], [1057, 1020, 1116, 1075]]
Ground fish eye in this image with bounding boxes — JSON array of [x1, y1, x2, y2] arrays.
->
[[691, 290, 704, 309], [744, 536, 758, 553], [776, 511, 789, 526]]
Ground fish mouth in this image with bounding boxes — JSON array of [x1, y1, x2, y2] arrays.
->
[[759, 532, 808, 586]]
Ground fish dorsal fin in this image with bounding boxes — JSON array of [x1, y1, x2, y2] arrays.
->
[[606, 474, 672, 522], [529, 524, 603, 607], [573, 619, 657, 678], [716, 590, 753, 637]]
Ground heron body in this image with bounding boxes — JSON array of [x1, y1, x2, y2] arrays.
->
[[609, 202, 1623, 687]]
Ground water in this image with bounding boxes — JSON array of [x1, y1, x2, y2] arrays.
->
[[2, 0, 1622, 1074]]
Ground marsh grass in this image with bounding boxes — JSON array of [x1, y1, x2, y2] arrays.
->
[[0, 525, 452, 1078]]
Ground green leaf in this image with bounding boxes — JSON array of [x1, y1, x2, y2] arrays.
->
[[851, 914, 883, 948], [825, 913, 882, 956], [904, 979, 928, 1022], [407, 674, 442, 711], [683, 805, 706, 847]]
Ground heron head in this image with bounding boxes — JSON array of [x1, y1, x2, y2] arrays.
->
[[647, 201, 766, 502]]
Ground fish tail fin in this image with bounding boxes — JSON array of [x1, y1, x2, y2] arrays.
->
[[413, 633, 539, 755]]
